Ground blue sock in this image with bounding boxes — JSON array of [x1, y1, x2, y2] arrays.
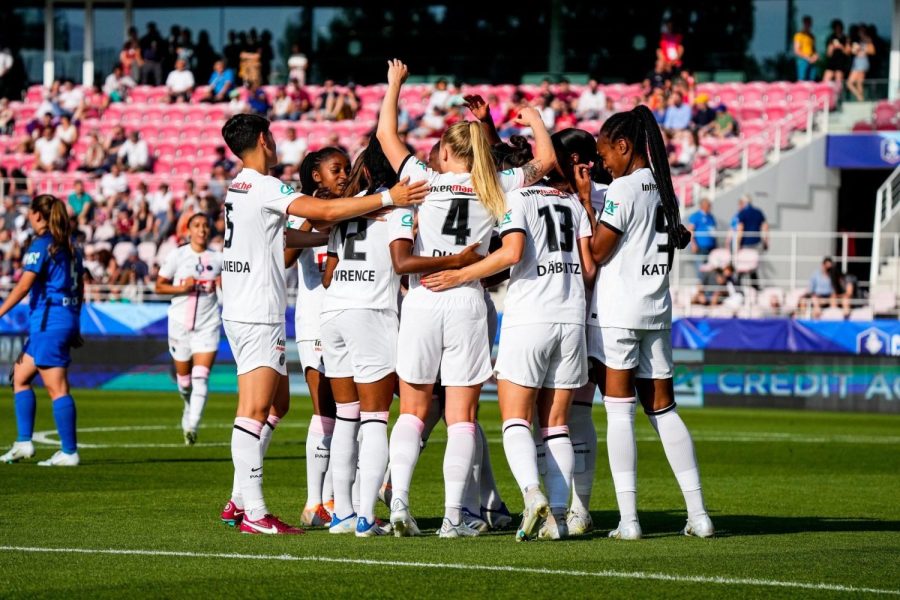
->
[[52, 395, 77, 455], [14, 389, 36, 442]]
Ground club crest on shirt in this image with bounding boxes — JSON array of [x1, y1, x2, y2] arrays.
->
[[280, 183, 296, 195], [604, 199, 619, 216], [501, 210, 512, 225], [401, 213, 414, 227]]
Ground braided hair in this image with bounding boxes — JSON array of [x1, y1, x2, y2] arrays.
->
[[343, 136, 399, 196], [298, 146, 349, 198], [491, 135, 534, 170], [599, 105, 691, 266]]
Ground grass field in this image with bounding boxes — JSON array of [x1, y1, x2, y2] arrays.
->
[[0, 389, 898, 598]]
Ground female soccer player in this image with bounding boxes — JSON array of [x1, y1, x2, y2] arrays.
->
[[589, 105, 714, 539], [0, 194, 83, 466], [423, 138, 594, 541], [155, 213, 222, 446], [218, 113, 427, 535], [287, 148, 350, 527], [377, 59, 555, 538]]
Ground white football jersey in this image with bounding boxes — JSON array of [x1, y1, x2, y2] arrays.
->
[[398, 154, 525, 294], [498, 185, 592, 327], [286, 216, 328, 341], [584, 182, 608, 321], [221, 168, 298, 324], [323, 190, 411, 313], [158, 244, 223, 332], [592, 168, 671, 330]]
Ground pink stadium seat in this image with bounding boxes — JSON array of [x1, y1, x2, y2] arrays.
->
[[737, 104, 765, 121], [715, 89, 740, 107], [852, 121, 876, 132], [849, 307, 874, 321], [740, 86, 765, 106], [764, 106, 788, 122], [734, 248, 760, 274], [820, 307, 846, 321], [870, 289, 897, 314], [739, 119, 766, 139], [702, 248, 731, 272], [113, 241, 136, 266], [137, 241, 158, 266], [785, 288, 807, 313]]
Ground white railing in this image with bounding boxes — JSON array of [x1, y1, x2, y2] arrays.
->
[[871, 164, 900, 287]]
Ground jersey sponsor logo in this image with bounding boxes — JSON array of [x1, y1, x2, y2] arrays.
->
[[414, 159, 427, 170], [641, 182, 659, 192], [431, 184, 475, 195], [228, 181, 252, 194], [500, 210, 512, 225], [222, 260, 251, 273], [333, 269, 376, 282], [603, 199, 619, 216], [536, 261, 581, 276], [642, 263, 670, 276], [401, 213, 413, 227], [500, 168, 514, 175], [23, 251, 41, 266], [520, 188, 564, 198], [280, 183, 296, 195]]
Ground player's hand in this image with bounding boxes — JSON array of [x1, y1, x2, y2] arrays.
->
[[573, 163, 593, 204], [464, 94, 490, 121], [389, 177, 429, 206], [387, 59, 409, 87], [513, 106, 540, 127], [454, 241, 482, 268], [180, 277, 196, 292], [421, 269, 464, 292]]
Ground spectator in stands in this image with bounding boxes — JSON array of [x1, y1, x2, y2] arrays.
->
[[799, 257, 837, 318], [201, 60, 235, 103], [643, 58, 672, 95], [271, 87, 294, 120], [831, 267, 857, 317], [165, 59, 195, 103], [691, 94, 716, 130], [0, 98, 13, 135], [847, 25, 876, 102], [117, 248, 150, 287], [77, 131, 105, 175], [67, 180, 93, 225], [286, 80, 312, 117], [102, 126, 127, 170], [58, 81, 83, 117], [793, 15, 819, 82], [33, 126, 67, 172], [288, 45, 308, 86], [212, 146, 236, 175], [277, 127, 308, 173], [223, 31, 241, 80], [663, 90, 692, 132], [239, 36, 261, 87], [555, 78, 578, 107], [670, 129, 700, 175], [99, 163, 128, 201], [658, 19, 684, 71], [131, 201, 156, 243], [259, 30, 275, 85], [687, 198, 718, 267], [246, 83, 270, 115], [575, 79, 606, 120], [693, 264, 737, 307], [208, 165, 229, 199], [55, 114, 78, 149], [0, 46, 15, 101], [648, 87, 668, 124], [735, 195, 769, 251], [335, 83, 360, 121], [824, 19, 851, 85], [103, 64, 136, 104], [554, 100, 578, 130], [194, 30, 217, 83], [534, 93, 556, 131], [148, 183, 173, 233], [176, 28, 195, 67], [139, 22, 164, 85], [707, 105, 736, 138], [117, 130, 150, 172], [120, 40, 142, 81]]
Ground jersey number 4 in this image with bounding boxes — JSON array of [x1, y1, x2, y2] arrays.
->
[[537, 204, 574, 252], [442, 198, 471, 245]]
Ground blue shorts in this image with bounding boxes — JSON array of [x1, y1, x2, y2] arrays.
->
[[25, 328, 76, 368]]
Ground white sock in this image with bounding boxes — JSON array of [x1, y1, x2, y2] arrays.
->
[[477, 422, 503, 511], [605, 399, 637, 523], [502, 418, 539, 493], [569, 392, 597, 514], [647, 406, 708, 520], [323, 462, 334, 504], [462, 420, 484, 514], [232, 417, 267, 521], [187, 366, 209, 432], [388, 413, 424, 508], [443, 422, 476, 524], [332, 401, 360, 519], [259, 415, 279, 459], [305, 415, 333, 507], [177, 373, 191, 430], [358, 411, 389, 523], [352, 425, 362, 515], [231, 469, 243, 508], [543, 426, 574, 511], [533, 413, 547, 477]]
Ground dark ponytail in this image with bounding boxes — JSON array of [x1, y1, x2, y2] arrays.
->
[[491, 135, 534, 170], [344, 136, 399, 197], [600, 106, 691, 265], [550, 128, 599, 191], [31, 194, 73, 257]]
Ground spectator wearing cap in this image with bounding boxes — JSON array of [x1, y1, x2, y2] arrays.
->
[[707, 105, 736, 138], [691, 94, 716, 130], [165, 59, 195, 103]]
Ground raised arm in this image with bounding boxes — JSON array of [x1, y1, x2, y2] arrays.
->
[[465, 94, 501, 146], [389, 239, 482, 275], [376, 59, 413, 172], [515, 107, 556, 186], [420, 233, 525, 292]]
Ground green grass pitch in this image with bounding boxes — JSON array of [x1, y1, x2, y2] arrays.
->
[[0, 389, 898, 598]]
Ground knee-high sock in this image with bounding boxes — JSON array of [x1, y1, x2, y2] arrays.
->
[[186, 366, 210, 432], [647, 406, 707, 520], [543, 426, 574, 511], [305, 415, 334, 507], [332, 401, 360, 519], [259, 414, 280, 457], [569, 396, 597, 514], [502, 418, 539, 493], [605, 399, 637, 523], [461, 420, 484, 514], [477, 421, 503, 511], [232, 417, 266, 521], [322, 462, 334, 504], [358, 411, 389, 523], [533, 412, 547, 477], [52, 395, 77, 454], [14, 389, 36, 442], [388, 414, 424, 508], [352, 425, 363, 515], [177, 373, 191, 430], [444, 422, 476, 523]]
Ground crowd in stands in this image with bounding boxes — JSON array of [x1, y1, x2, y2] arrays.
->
[[793, 15, 879, 101]]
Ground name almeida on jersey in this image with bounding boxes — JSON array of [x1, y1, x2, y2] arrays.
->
[[223, 260, 251, 273], [537, 261, 581, 276]]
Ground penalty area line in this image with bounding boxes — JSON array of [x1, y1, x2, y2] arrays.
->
[[0, 546, 897, 596]]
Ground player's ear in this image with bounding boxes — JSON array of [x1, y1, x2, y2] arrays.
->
[[616, 137, 629, 156]]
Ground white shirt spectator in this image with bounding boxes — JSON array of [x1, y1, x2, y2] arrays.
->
[[278, 136, 308, 166], [55, 123, 78, 146], [539, 105, 556, 130], [35, 136, 64, 167], [118, 138, 150, 170], [166, 69, 195, 95], [0, 49, 13, 78], [58, 86, 84, 114], [288, 53, 308, 84], [576, 87, 607, 118], [100, 170, 128, 199], [103, 72, 136, 97], [426, 88, 451, 115], [149, 189, 173, 217]]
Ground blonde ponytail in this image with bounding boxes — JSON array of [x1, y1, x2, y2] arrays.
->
[[31, 194, 73, 256], [441, 122, 507, 220]]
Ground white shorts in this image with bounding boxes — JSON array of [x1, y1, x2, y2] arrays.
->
[[495, 322, 588, 389], [297, 338, 325, 374], [396, 287, 492, 387], [168, 319, 220, 362], [321, 309, 398, 383], [223, 320, 288, 376], [587, 325, 673, 379]]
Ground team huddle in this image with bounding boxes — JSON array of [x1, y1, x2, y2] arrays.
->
[[1, 59, 714, 542]]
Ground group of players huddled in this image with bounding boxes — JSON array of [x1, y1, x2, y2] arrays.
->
[[1, 60, 714, 542]]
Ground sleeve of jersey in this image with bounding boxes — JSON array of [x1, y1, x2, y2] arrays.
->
[[397, 154, 432, 185], [498, 168, 526, 192], [22, 237, 48, 274], [388, 207, 415, 242], [498, 193, 526, 238], [575, 203, 593, 239], [263, 177, 301, 215], [598, 180, 631, 236], [285, 214, 306, 231], [158, 249, 178, 280], [589, 186, 608, 220], [326, 227, 339, 257]]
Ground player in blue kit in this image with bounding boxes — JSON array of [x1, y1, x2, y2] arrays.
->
[[0, 194, 84, 466]]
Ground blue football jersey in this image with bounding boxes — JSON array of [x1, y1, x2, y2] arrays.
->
[[22, 233, 83, 330]]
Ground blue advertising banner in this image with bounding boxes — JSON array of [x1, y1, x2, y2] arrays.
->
[[826, 133, 900, 169]]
